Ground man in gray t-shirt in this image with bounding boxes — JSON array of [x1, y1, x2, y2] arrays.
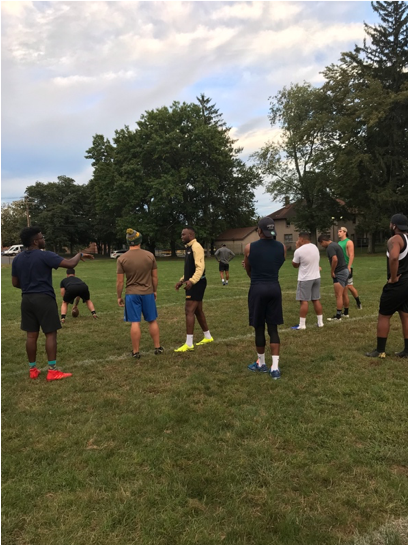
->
[[214, 244, 235, 286], [318, 234, 349, 321]]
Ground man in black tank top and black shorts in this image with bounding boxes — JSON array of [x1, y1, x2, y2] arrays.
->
[[366, 214, 408, 358], [244, 217, 286, 379]]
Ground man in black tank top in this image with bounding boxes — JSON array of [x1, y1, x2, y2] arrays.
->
[[366, 214, 408, 358], [244, 217, 286, 379]]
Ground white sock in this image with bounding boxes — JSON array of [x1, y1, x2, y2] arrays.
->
[[203, 330, 212, 340], [257, 353, 265, 366], [317, 315, 323, 326], [299, 317, 306, 328], [271, 356, 280, 371], [186, 334, 194, 347], [225, 281, 228, 284], [222, 279, 225, 284]]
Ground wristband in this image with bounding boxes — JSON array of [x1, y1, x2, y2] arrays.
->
[[80, 253, 83, 257]]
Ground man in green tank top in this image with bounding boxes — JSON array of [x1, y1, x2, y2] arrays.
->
[[337, 227, 363, 316]]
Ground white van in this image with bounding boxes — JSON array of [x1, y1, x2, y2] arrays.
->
[[3, 244, 24, 256]]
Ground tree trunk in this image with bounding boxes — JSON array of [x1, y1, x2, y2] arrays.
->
[[367, 232, 376, 254], [210, 239, 215, 255], [170, 240, 177, 258]]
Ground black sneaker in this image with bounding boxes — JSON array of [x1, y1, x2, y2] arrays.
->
[[365, 350, 386, 358], [356, 302, 363, 310], [327, 315, 342, 321], [155, 346, 164, 355], [395, 350, 408, 358], [131, 351, 140, 359]]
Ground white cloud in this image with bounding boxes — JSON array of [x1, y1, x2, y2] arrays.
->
[[1, 1, 379, 216]]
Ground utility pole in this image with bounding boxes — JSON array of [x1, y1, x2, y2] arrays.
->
[[23, 196, 35, 227], [25, 198, 30, 226]]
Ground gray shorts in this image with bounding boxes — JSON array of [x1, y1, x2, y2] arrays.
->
[[333, 268, 350, 288], [296, 278, 321, 301]]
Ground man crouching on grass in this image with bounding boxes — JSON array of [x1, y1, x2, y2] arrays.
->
[[11, 226, 94, 381]]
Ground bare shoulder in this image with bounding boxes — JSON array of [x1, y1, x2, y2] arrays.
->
[[388, 234, 404, 250]]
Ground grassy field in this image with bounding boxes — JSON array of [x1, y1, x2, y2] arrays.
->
[[2, 252, 408, 545]]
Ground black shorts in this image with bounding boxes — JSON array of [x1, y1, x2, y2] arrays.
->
[[63, 285, 90, 304], [219, 262, 229, 272], [21, 294, 62, 334], [248, 282, 283, 328], [185, 277, 207, 302], [379, 277, 408, 316]]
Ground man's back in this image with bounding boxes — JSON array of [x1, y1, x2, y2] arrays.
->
[[60, 276, 87, 290], [117, 250, 157, 294], [293, 243, 320, 281], [249, 239, 285, 284], [215, 247, 234, 264]]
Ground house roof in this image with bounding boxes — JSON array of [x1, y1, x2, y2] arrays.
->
[[216, 226, 257, 241], [268, 203, 297, 221]]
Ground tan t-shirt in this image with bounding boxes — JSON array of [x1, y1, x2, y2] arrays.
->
[[117, 249, 157, 295]]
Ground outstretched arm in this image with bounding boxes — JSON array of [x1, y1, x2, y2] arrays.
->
[[60, 252, 94, 269]]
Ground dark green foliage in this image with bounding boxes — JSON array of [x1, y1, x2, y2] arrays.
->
[[252, 83, 345, 239], [322, 1, 408, 251], [1, 200, 28, 246], [25, 176, 93, 253], [86, 96, 260, 254]]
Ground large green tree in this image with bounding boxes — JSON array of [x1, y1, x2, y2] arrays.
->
[[253, 83, 346, 241], [86, 96, 260, 255], [25, 176, 92, 254], [85, 135, 119, 254], [1, 200, 27, 247], [323, 1, 408, 251]]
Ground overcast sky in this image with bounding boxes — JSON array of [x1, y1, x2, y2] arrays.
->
[[1, 1, 378, 216]]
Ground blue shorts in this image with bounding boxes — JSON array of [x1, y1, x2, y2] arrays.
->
[[124, 294, 158, 323]]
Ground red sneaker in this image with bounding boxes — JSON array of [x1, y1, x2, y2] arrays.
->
[[46, 369, 73, 381], [29, 367, 41, 379]]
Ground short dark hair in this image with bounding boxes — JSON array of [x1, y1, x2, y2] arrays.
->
[[317, 234, 331, 243], [299, 232, 311, 240], [185, 226, 195, 235], [67, 269, 75, 275], [20, 226, 41, 247]]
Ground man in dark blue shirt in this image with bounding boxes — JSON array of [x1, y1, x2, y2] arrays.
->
[[12, 226, 94, 381], [244, 217, 286, 379]]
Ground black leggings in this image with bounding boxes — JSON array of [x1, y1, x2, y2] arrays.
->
[[254, 324, 280, 347]]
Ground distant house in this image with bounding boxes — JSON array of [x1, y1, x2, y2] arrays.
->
[[267, 203, 358, 249], [214, 226, 258, 254], [215, 203, 361, 254]]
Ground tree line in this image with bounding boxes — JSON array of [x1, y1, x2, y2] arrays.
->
[[2, 1, 407, 254]]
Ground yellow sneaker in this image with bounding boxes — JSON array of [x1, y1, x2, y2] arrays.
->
[[174, 343, 194, 352], [196, 337, 214, 346]]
